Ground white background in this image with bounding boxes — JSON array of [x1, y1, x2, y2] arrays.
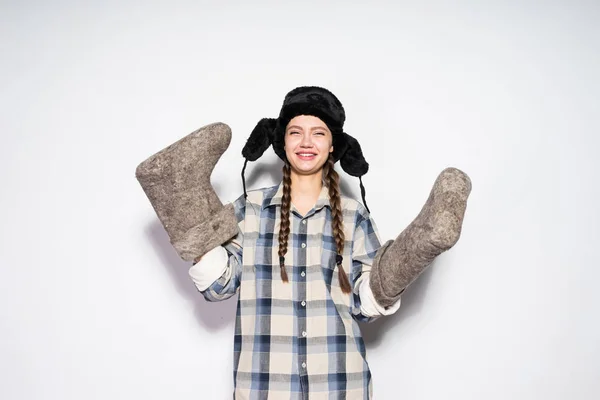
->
[[1, 1, 599, 399]]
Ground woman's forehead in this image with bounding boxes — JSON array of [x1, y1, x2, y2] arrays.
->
[[286, 115, 329, 130]]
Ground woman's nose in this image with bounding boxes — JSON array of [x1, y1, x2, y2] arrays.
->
[[300, 134, 313, 146]]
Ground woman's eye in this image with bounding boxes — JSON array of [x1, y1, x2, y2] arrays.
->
[[289, 131, 300, 135], [314, 132, 325, 136]]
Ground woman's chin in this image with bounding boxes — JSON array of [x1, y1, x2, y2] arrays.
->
[[291, 164, 324, 176], [288, 156, 327, 176]]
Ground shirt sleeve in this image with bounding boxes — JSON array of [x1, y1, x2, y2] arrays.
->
[[188, 193, 245, 302], [350, 205, 401, 322]]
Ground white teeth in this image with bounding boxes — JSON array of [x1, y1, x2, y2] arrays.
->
[[298, 153, 315, 156]]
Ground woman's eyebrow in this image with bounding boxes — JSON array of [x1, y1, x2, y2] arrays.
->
[[286, 125, 329, 131]]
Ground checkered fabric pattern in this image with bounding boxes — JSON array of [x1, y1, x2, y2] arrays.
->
[[201, 181, 383, 400]]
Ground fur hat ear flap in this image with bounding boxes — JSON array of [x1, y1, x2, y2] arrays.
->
[[242, 118, 277, 161], [339, 132, 369, 177]]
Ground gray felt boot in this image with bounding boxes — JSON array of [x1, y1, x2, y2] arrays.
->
[[136, 122, 239, 262], [369, 167, 472, 308]]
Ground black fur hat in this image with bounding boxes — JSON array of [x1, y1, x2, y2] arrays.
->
[[241, 86, 371, 212]]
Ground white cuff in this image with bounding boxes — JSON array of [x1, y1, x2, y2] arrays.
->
[[188, 246, 229, 291], [359, 274, 401, 317]]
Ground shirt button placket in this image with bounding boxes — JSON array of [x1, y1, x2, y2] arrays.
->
[[298, 216, 308, 391], [301, 218, 307, 278]]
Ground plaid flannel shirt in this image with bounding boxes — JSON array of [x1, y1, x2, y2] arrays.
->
[[201, 181, 384, 399]]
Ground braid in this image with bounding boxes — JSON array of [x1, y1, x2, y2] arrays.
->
[[324, 154, 352, 294], [278, 162, 292, 282]]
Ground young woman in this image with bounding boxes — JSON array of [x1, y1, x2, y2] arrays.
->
[[189, 86, 400, 399]]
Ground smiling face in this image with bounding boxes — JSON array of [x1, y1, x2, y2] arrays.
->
[[284, 115, 334, 177]]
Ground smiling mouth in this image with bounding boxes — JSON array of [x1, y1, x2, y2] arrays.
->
[[296, 153, 317, 160]]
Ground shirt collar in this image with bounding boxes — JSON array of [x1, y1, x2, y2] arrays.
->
[[262, 181, 331, 212]]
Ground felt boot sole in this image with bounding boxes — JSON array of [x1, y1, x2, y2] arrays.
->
[[136, 122, 239, 261]]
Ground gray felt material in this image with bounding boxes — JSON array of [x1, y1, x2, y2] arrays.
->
[[135, 122, 239, 261], [369, 167, 472, 308]]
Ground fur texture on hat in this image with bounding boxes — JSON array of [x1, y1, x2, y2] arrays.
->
[[241, 86, 370, 210], [243, 87, 368, 175]]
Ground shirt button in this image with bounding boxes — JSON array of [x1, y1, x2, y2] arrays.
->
[[302, 331, 307, 337], [300, 271, 306, 277], [301, 301, 306, 307], [301, 243, 306, 248], [302, 220, 306, 225], [302, 362, 307, 369]]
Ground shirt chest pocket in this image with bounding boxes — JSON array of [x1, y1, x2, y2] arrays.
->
[[252, 238, 293, 301], [253, 238, 278, 268], [319, 233, 342, 283], [319, 239, 353, 310]]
